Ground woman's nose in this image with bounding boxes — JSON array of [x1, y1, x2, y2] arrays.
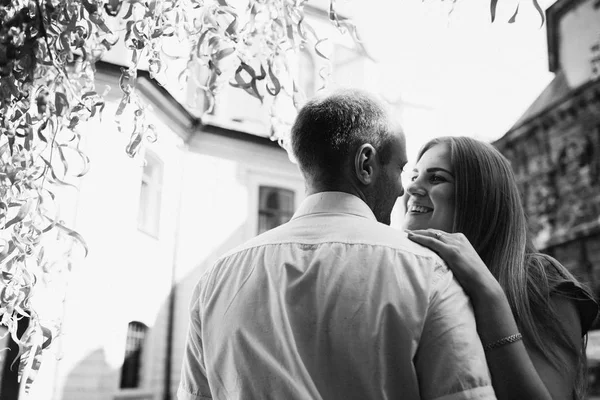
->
[[406, 179, 426, 196]]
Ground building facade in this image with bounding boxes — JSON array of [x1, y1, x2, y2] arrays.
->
[[493, 0, 600, 395], [0, 5, 381, 400]]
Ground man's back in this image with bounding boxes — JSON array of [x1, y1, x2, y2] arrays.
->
[[178, 193, 495, 400]]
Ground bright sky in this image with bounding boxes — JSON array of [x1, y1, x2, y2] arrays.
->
[[113, 0, 559, 165], [345, 0, 557, 162]]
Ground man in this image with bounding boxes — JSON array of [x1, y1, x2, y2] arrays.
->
[[178, 89, 496, 400]]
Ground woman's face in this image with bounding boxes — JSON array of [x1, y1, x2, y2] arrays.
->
[[403, 143, 456, 232]]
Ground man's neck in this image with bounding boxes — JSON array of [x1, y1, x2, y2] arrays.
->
[[305, 182, 368, 205]]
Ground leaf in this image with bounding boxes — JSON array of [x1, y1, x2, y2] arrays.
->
[[89, 13, 112, 34], [508, 4, 519, 23], [55, 92, 69, 117], [338, 20, 362, 43], [123, 3, 135, 19], [298, 18, 318, 42], [104, 0, 122, 17], [125, 131, 143, 158], [41, 158, 78, 189], [56, 145, 70, 176], [24, 126, 33, 151], [41, 326, 52, 350], [116, 95, 130, 116], [198, 28, 217, 48], [151, 28, 164, 39], [314, 38, 330, 60], [490, 0, 499, 22], [208, 36, 222, 50], [230, 63, 263, 101], [124, 20, 135, 42], [266, 60, 281, 96], [76, 153, 91, 177], [532, 0, 545, 28], [225, 15, 238, 37], [231, 62, 254, 89], [68, 116, 80, 130], [17, 322, 45, 395], [0, 241, 17, 264], [55, 222, 88, 257], [5, 200, 34, 228], [214, 47, 235, 61]]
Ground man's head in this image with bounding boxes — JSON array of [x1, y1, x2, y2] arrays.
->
[[290, 88, 407, 225]]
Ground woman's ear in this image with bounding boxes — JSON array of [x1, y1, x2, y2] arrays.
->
[[355, 144, 378, 185]]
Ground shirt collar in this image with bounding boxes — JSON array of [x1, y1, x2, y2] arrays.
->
[[292, 191, 377, 221]]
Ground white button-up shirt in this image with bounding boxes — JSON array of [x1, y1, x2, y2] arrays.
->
[[178, 192, 496, 400]]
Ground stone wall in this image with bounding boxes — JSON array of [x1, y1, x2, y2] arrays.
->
[[494, 79, 600, 294]]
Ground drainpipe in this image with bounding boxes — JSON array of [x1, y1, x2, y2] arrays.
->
[[164, 141, 188, 400]]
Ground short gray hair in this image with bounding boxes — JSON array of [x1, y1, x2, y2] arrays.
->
[[290, 88, 394, 186]]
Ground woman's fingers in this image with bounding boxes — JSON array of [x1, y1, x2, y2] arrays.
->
[[406, 230, 446, 251], [406, 230, 462, 264], [406, 229, 441, 238]]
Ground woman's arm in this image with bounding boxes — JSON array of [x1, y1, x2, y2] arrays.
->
[[471, 284, 579, 400], [525, 295, 581, 400], [407, 230, 580, 400]]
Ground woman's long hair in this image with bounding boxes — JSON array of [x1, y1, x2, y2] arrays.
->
[[417, 136, 589, 398]]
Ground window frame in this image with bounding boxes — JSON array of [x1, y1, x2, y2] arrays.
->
[[257, 185, 296, 235], [243, 167, 304, 240], [137, 150, 163, 238], [119, 321, 149, 390]]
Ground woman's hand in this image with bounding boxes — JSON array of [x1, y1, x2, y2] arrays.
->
[[406, 229, 502, 301]]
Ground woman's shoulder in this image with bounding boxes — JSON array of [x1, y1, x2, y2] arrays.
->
[[552, 279, 599, 335], [533, 253, 599, 335]]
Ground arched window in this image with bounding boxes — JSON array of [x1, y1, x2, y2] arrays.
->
[[120, 321, 148, 389]]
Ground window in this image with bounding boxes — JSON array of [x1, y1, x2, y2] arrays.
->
[[258, 186, 295, 234], [0, 317, 28, 398], [138, 151, 163, 237], [120, 321, 148, 389]]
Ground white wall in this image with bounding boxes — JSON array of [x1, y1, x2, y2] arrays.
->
[[23, 5, 380, 398], [27, 71, 186, 400], [167, 130, 304, 397], [559, 0, 600, 88]]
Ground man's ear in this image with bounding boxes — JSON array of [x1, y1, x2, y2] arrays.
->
[[354, 144, 378, 185]]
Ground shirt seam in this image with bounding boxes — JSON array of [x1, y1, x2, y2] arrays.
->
[[291, 211, 375, 221], [429, 385, 496, 400], [219, 240, 442, 265], [178, 384, 212, 399]]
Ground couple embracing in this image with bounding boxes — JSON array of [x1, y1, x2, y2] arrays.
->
[[178, 89, 598, 400]]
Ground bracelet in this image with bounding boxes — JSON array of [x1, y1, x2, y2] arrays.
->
[[483, 333, 523, 352]]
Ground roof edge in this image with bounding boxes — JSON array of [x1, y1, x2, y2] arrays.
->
[[494, 77, 600, 146], [94, 60, 285, 149]]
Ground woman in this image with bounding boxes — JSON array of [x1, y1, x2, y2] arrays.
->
[[405, 136, 598, 400]]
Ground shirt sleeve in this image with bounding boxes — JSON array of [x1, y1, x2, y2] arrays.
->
[[178, 281, 213, 400], [553, 280, 599, 335], [538, 254, 599, 335], [414, 264, 497, 400]]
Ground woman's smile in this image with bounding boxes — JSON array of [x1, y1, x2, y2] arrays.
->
[[403, 143, 455, 232], [408, 204, 433, 214]]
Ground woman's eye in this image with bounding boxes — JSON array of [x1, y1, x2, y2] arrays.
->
[[410, 176, 418, 182], [429, 174, 445, 183]]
